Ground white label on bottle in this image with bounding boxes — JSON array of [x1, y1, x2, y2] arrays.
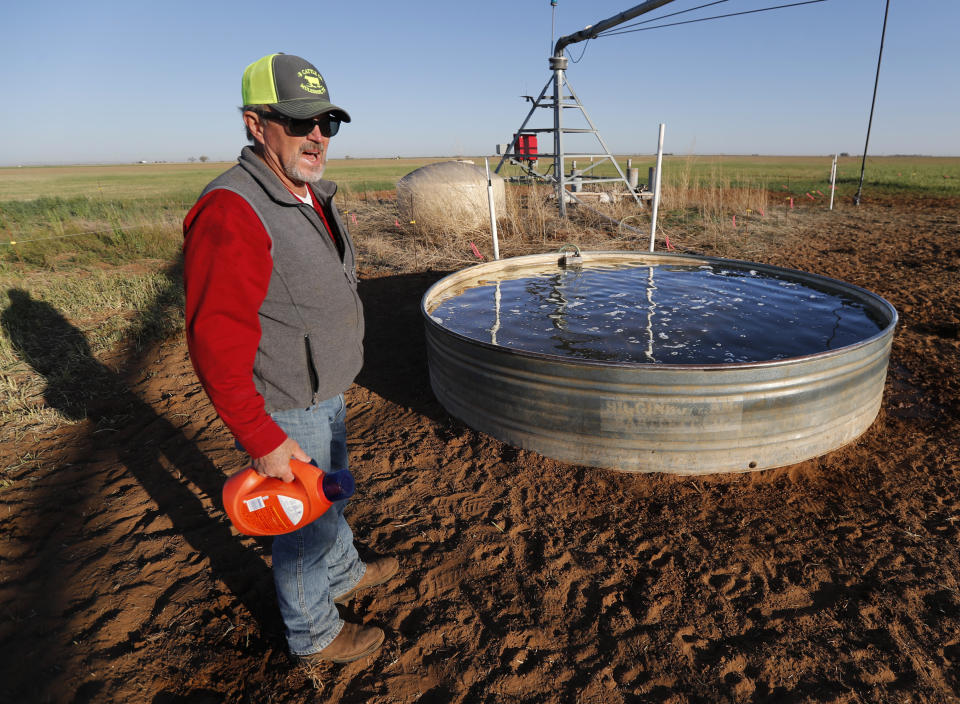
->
[[278, 495, 305, 525], [244, 496, 267, 512]]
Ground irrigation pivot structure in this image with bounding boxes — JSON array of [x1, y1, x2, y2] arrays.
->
[[495, 0, 676, 217]]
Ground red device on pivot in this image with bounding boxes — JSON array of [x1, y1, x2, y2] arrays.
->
[[514, 134, 538, 164]]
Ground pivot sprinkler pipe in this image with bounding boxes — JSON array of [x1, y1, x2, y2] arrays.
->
[[549, 0, 676, 216], [551, 0, 676, 57]]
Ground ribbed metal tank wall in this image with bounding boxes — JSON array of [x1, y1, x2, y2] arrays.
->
[[421, 252, 897, 474]]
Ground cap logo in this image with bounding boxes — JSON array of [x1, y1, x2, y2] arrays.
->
[[298, 69, 326, 95]]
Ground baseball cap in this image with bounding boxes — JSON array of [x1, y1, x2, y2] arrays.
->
[[241, 53, 352, 122]]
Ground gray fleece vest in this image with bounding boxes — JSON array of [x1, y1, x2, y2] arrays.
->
[[201, 146, 364, 411]]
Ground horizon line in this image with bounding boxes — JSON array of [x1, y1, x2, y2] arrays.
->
[[4, 152, 960, 168]]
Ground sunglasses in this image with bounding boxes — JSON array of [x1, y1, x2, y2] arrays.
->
[[255, 111, 341, 137]]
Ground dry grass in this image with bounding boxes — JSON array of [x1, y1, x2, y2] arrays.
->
[[0, 263, 182, 443], [344, 176, 788, 274]]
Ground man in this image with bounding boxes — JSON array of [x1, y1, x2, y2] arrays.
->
[[182, 53, 398, 672]]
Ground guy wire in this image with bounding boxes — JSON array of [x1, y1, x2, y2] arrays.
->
[[597, 0, 828, 37]]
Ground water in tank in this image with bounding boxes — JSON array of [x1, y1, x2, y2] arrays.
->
[[426, 260, 886, 365]]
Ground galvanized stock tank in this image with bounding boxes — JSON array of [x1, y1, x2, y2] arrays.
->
[[421, 251, 897, 474]]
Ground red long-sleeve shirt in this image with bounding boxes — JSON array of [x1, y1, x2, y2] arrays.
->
[[182, 187, 336, 459]]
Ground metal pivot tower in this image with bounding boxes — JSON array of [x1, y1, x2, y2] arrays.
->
[[495, 56, 640, 217], [494, 0, 676, 217]]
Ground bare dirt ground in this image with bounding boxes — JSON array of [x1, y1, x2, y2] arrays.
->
[[1, 195, 959, 703]]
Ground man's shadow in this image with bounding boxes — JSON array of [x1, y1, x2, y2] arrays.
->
[[355, 270, 451, 421], [1, 274, 281, 700]]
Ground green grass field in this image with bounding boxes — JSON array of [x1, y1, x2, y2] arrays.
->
[[0, 157, 446, 203], [499, 154, 960, 198], [4, 154, 958, 203]]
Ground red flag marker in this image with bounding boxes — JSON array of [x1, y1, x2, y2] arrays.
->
[[351, 213, 358, 225], [395, 218, 401, 227], [789, 198, 794, 209], [665, 235, 675, 251], [806, 192, 815, 200], [758, 208, 765, 217], [470, 242, 484, 260], [732, 215, 737, 228]]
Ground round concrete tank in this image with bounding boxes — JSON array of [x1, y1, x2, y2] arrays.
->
[[421, 251, 897, 474], [397, 161, 506, 233]]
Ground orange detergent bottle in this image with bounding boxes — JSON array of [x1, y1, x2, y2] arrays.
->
[[222, 459, 355, 536]]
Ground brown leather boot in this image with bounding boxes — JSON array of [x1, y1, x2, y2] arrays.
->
[[297, 622, 385, 666], [334, 557, 400, 605]]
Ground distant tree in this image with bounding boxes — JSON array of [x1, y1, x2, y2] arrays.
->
[[188, 156, 197, 162], [199, 155, 209, 163], [840, 152, 850, 157]]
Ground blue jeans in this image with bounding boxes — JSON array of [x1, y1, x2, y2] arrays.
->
[[269, 393, 366, 655]]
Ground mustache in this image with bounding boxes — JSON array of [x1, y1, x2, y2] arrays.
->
[[300, 143, 325, 155]]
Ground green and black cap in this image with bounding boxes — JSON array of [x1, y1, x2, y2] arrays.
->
[[242, 53, 351, 122]]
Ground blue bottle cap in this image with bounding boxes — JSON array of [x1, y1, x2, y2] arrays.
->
[[321, 469, 355, 501]]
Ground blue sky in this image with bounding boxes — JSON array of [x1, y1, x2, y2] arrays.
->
[[2, 0, 957, 165]]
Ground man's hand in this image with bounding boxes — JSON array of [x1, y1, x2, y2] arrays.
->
[[251, 437, 311, 483]]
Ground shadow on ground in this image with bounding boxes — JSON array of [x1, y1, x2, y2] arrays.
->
[[0, 264, 281, 702]]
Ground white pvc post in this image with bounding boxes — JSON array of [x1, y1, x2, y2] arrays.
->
[[648, 123, 665, 252], [829, 153, 838, 211], [484, 157, 500, 260]]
